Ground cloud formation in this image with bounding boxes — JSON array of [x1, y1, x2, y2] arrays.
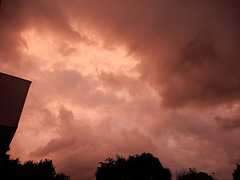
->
[[1, 0, 240, 180], [29, 105, 156, 179], [66, 0, 240, 108], [215, 116, 240, 130]]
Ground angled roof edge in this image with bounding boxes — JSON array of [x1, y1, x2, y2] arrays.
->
[[0, 72, 31, 84]]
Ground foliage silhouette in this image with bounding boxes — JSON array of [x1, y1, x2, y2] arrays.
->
[[233, 163, 240, 180], [2, 158, 70, 180], [96, 152, 172, 180], [176, 167, 214, 180]]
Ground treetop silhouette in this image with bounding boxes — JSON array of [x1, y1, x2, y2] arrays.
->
[[96, 152, 172, 180], [2, 158, 70, 180], [176, 167, 215, 180]]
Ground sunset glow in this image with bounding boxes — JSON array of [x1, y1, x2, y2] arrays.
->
[[1, 1, 240, 179]]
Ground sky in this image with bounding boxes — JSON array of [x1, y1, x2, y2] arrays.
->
[[0, 0, 240, 179]]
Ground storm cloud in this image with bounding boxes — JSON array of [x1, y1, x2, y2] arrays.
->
[[1, 0, 240, 180]]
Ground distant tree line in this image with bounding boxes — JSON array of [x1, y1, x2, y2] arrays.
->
[[96, 152, 240, 180], [1, 153, 239, 180], [1, 158, 70, 180]]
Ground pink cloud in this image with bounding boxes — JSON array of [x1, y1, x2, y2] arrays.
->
[[1, 1, 240, 180]]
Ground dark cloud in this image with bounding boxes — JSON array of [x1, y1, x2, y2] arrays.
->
[[1, 1, 240, 180], [215, 116, 240, 130], [2, 0, 240, 107], [62, 0, 240, 108]]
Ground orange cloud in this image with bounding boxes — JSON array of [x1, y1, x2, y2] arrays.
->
[[1, 1, 240, 180]]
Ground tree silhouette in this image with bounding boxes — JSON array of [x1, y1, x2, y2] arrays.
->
[[176, 167, 214, 180], [2, 158, 70, 180], [233, 163, 240, 180], [96, 152, 172, 180]]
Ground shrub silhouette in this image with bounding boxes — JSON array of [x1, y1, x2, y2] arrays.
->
[[176, 167, 214, 180], [233, 163, 240, 180], [2, 158, 70, 180], [96, 152, 172, 180]]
